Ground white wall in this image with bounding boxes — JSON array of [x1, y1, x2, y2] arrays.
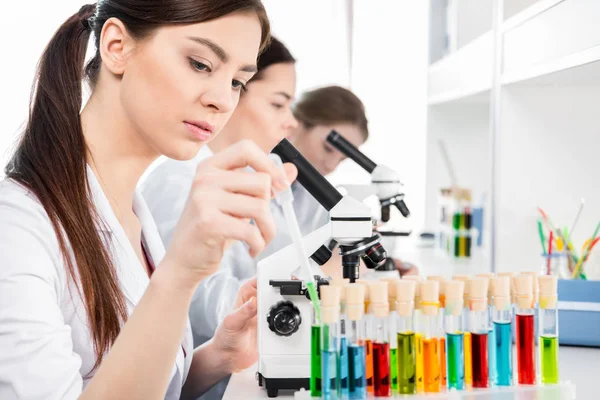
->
[[425, 101, 491, 231], [262, 0, 351, 93], [496, 85, 600, 273], [346, 1, 429, 233], [0, 1, 89, 177]]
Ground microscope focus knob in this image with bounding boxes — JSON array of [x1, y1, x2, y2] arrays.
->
[[267, 301, 301, 337]]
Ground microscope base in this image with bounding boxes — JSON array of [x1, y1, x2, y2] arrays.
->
[[257, 373, 309, 398]]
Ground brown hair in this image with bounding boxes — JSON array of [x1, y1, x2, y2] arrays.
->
[[251, 36, 295, 81], [293, 85, 369, 139], [5, 1, 269, 373]]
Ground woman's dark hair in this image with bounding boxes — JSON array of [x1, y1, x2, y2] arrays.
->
[[293, 85, 369, 140], [251, 36, 295, 81], [5, 1, 270, 373]]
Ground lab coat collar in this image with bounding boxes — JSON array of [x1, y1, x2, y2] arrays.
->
[[85, 165, 165, 304], [86, 165, 187, 385]]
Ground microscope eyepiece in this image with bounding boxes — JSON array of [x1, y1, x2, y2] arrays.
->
[[271, 139, 343, 211], [326, 130, 377, 173]]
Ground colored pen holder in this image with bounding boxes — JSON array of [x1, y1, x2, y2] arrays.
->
[[540, 252, 569, 278]]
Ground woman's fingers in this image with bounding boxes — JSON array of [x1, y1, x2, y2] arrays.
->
[[222, 297, 257, 333], [218, 170, 272, 198], [206, 140, 288, 191], [218, 192, 276, 246], [215, 214, 266, 257]]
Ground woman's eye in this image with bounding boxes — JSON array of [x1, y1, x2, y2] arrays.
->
[[271, 103, 284, 110], [189, 59, 211, 72], [323, 144, 335, 154], [232, 80, 248, 92]]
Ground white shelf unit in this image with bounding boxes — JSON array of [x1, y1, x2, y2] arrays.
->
[[426, 0, 600, 274]]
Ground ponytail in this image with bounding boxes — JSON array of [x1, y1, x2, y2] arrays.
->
[[6, 3, 128, 373]]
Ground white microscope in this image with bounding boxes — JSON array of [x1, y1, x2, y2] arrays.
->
[[326, 130, 411, 278], [257, 139, 389, 397]]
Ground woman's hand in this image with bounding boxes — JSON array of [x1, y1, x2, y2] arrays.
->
[[163, 140, 297, 286], [394, 259, 419, 277], [212, 278, 259, 373]]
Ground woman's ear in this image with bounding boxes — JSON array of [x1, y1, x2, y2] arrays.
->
[[99, 17, 136, 76]]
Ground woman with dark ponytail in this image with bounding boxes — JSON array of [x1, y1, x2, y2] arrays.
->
[[0, 1, 297, 399]]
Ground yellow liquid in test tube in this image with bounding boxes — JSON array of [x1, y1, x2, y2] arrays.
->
[[464, 332, 473, 386], [416, 333, 424, 392]]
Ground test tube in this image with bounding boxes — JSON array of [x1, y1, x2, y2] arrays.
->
[[355, 279, 373, 394], [370, 282, 391, 397], [515, 274, 536, 385], [522, 271, 540, 381], [356, 279, 373, 394], [453, 274, 472, 386], [444, 280, 465, 390], [346, 283, 367, 399], [321, 285, 341, 400], [492, 276, 513, 386], [403, 275, 424, 392], [331, 278, 349, 398], [497, 272, 517, 344], [477, 273, 496, 385], [469, 278, 490, 388], [310, 308, 322, 397], [396, 280, 417, 395], [420, 280, 441, 393], [382, 277, 400, 393], [538, 276, 559, 384], [428, 275, 447, 389]]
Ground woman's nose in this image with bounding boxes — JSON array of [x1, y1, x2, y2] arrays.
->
[[199, 82, 236, 114]]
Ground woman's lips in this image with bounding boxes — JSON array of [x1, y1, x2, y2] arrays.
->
[[184, 120, 215, 141]]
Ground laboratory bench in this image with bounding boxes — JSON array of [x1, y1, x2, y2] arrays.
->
[[223, 346, 598, 399]]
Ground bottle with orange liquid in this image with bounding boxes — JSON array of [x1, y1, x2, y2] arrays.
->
[[428, 276, 447, 390], [420, 280, 441, 393]]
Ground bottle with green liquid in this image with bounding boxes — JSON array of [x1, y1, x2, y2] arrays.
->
[[383, 278, 400, 393], [538, 276, 559, 384], [310, 308, 322, 397], [444, 280, 465, 391], [395, 279, 417, 395]]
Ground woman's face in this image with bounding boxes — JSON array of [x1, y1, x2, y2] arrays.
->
[[223, 62, 298, 152], [292, 123, 366, 176], [117, 12, 263, 160]]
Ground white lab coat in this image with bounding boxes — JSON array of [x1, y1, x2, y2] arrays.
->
[[0, 166, 193, 400]]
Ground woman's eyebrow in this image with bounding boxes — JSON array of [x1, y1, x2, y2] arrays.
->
[[187, 36, 257, 73]]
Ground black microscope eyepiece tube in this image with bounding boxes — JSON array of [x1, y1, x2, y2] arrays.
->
[[326, 130, 377, 173], [271, 139, 343, 211]]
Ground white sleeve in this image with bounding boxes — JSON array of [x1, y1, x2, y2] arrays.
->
[[188, 242, 256, 347], [141, 159, 197, 248], [0, 193, 83, 400]]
